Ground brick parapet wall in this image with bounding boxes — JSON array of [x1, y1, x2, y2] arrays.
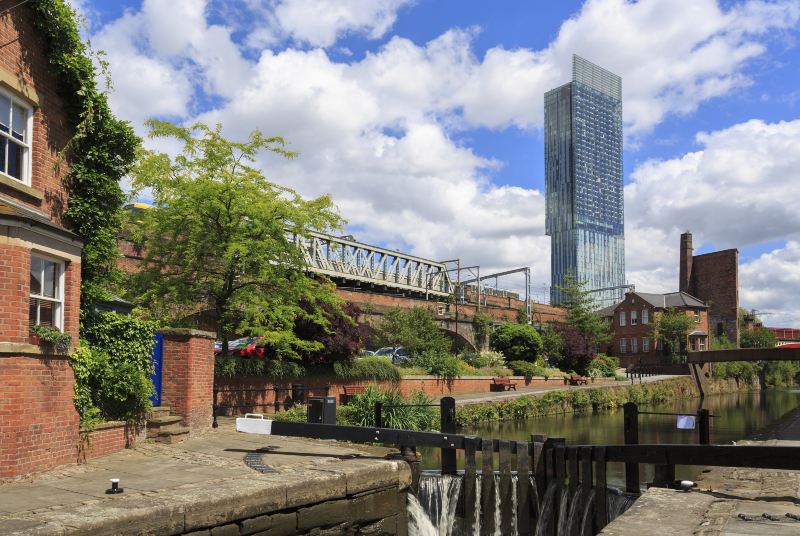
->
[[0, 355, 80, 478], [214, 375, 617, 414], [79, 421, 144, 462], [161, 330, 215, 434]]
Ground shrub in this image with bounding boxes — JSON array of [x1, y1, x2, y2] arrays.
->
[[587, 354, 620, 378], [413, 351, 461, 379], [215, 357, 305, 379], [489, 323, 543, 363], [467, 351, 506, 369], [712, 361, 759, 384], [762, 361, 800, 387], [508, 360, 538, 379], [271, 404, 308, 423], [333, 356, 401, 382]]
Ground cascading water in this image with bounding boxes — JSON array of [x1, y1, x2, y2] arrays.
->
[[408, 473, 636, 536]]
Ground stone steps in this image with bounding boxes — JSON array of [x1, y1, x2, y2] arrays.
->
[[146, 406, 190, 443], [156, 426, 190, 444]]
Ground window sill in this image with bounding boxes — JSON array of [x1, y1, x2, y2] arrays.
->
[[0, 174, 42, 201], [0, 341, 72, 356]]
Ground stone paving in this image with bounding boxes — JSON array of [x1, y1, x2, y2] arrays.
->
[[601, 440, 800, 535], [0, 417, 410, 535]]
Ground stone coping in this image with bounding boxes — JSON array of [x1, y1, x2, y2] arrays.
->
[[0, 342, 72, 357], [82, 420, 128, 432], [159, 328, 217, 339]]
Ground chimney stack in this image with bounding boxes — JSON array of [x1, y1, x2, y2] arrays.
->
[[680, 232, 693, 294]]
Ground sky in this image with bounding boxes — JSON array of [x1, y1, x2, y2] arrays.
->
[[72, 0, 800, 325]]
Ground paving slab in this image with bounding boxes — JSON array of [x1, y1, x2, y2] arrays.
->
[[0, 417, 409, 535]]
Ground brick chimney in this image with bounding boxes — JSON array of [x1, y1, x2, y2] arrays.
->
[[679, 232, 693, 294]]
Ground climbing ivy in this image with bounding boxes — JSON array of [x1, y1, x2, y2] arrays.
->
[[27, 1, 140, 318]]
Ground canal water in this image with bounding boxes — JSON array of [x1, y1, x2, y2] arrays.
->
[[420, 388, 800, 487]]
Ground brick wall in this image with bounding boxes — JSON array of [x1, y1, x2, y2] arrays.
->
[[80, 422, 144, 462], [0, 8, 72, 219], [0, 355, 80, 478], [0, 244, 30, 344], [691, 249, 739, 345], [161, 330, 215, 434], [214, 375, 616, 414]]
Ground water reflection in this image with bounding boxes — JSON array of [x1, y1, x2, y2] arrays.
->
[[420, 389, 800, 487]]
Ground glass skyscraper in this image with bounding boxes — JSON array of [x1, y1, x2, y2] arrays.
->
[[545, 55, 625, 306]]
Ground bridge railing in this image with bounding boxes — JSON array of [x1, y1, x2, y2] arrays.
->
[[289, 230, 452, 296]]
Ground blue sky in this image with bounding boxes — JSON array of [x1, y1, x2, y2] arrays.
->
[[79, 0, 800, 323]]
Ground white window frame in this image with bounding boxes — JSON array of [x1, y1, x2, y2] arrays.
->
[[700, 337, 706, 351], [619, 338, 627, 354], [630, 310, 638, 326], [694, 309, 701, 323], [0, 87, 33, 186], [619, 311, 626, 327], [642, 309, 649, 325], [643, 337, 650, 352], [631, 337, 638, 353], [29, 254, 65, 331]]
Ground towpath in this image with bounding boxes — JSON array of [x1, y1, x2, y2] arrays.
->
[[0, 417, 410, 535], [445, 374, 682, 404]]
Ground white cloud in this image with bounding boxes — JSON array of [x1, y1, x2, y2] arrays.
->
[[90, 0, 800, 311], [263, 0, 415, 48], [740, 242, 800, 326]]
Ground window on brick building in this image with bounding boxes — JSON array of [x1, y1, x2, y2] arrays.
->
[[643, 337, 650, 352], [642, 309, 649, 324], [631, 310, 638, 326], [693, 309, 700, 322], [0, 89, 32, 185], [631, 337, 638, 353], [619, 338, 626, 353], [29, 255, 64, 330], [619, 311, 625, 326]]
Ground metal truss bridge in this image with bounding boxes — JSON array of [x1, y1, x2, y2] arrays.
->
[[292, 231, 453, 297]]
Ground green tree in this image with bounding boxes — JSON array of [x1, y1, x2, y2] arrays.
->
[[652, 308, 694, 358], [710, 334, 736, 350], [540, 325, 564, 362], [372, 307, 451, 356], [472, 311, 493, 349], [129, 120, 343, 358], [740, 328, 777, 349], [489, 323, 543, 363], [557, 276, 611, 346]]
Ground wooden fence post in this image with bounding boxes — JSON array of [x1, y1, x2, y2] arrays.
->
[[623, 402, 640, 493], [698, 408, 710, 445], [440, 397, 457, 475]]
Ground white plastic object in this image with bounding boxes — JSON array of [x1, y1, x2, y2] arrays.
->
[[676, 415, 696, 430], [236, 414, 273, 435]]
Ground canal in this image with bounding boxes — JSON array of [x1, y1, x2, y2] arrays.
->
[[421, 388, 800, 487]]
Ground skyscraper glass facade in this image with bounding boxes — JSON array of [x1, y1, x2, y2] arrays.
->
[[545, 55, 625, 306]]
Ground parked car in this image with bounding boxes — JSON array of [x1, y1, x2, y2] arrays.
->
[[374, 346, 412, 365]]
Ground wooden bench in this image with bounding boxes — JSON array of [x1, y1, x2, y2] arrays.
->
[[490, 377, 517, 392], [341, 385, 366, 404], [567, 374, 589, 386]]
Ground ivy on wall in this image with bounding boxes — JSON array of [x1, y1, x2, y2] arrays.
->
[[28, 0, 140, 315]]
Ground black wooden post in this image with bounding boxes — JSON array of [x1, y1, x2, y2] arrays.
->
[[698, 408, 710, 445], [273, 385, 280, 413], [440, 397, 457, 475], [212, 385, 218, 428], [374, 402, 383, 428], [623, 402, 640, 493]]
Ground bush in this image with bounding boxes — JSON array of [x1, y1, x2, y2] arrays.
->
[[465, 351, 506, 369], [508, 360, 538, 379], [763, 361, 800, 387], [489, 323, 543, 363], [73, 312, 157, 425], [333, 356, 401, 382], [712, 361, 759, 384], [215, 357, 305, 379], [587, 354, 620, 378], [413, 351, 461, 379], [271, 404, 308, 423]]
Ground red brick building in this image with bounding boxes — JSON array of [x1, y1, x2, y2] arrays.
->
[[679, 232, 739, 345], [0, 7, 85, 477], [602, 291, 710, 368]]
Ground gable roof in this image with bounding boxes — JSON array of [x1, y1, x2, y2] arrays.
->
[[634, 291, 707, 309]]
